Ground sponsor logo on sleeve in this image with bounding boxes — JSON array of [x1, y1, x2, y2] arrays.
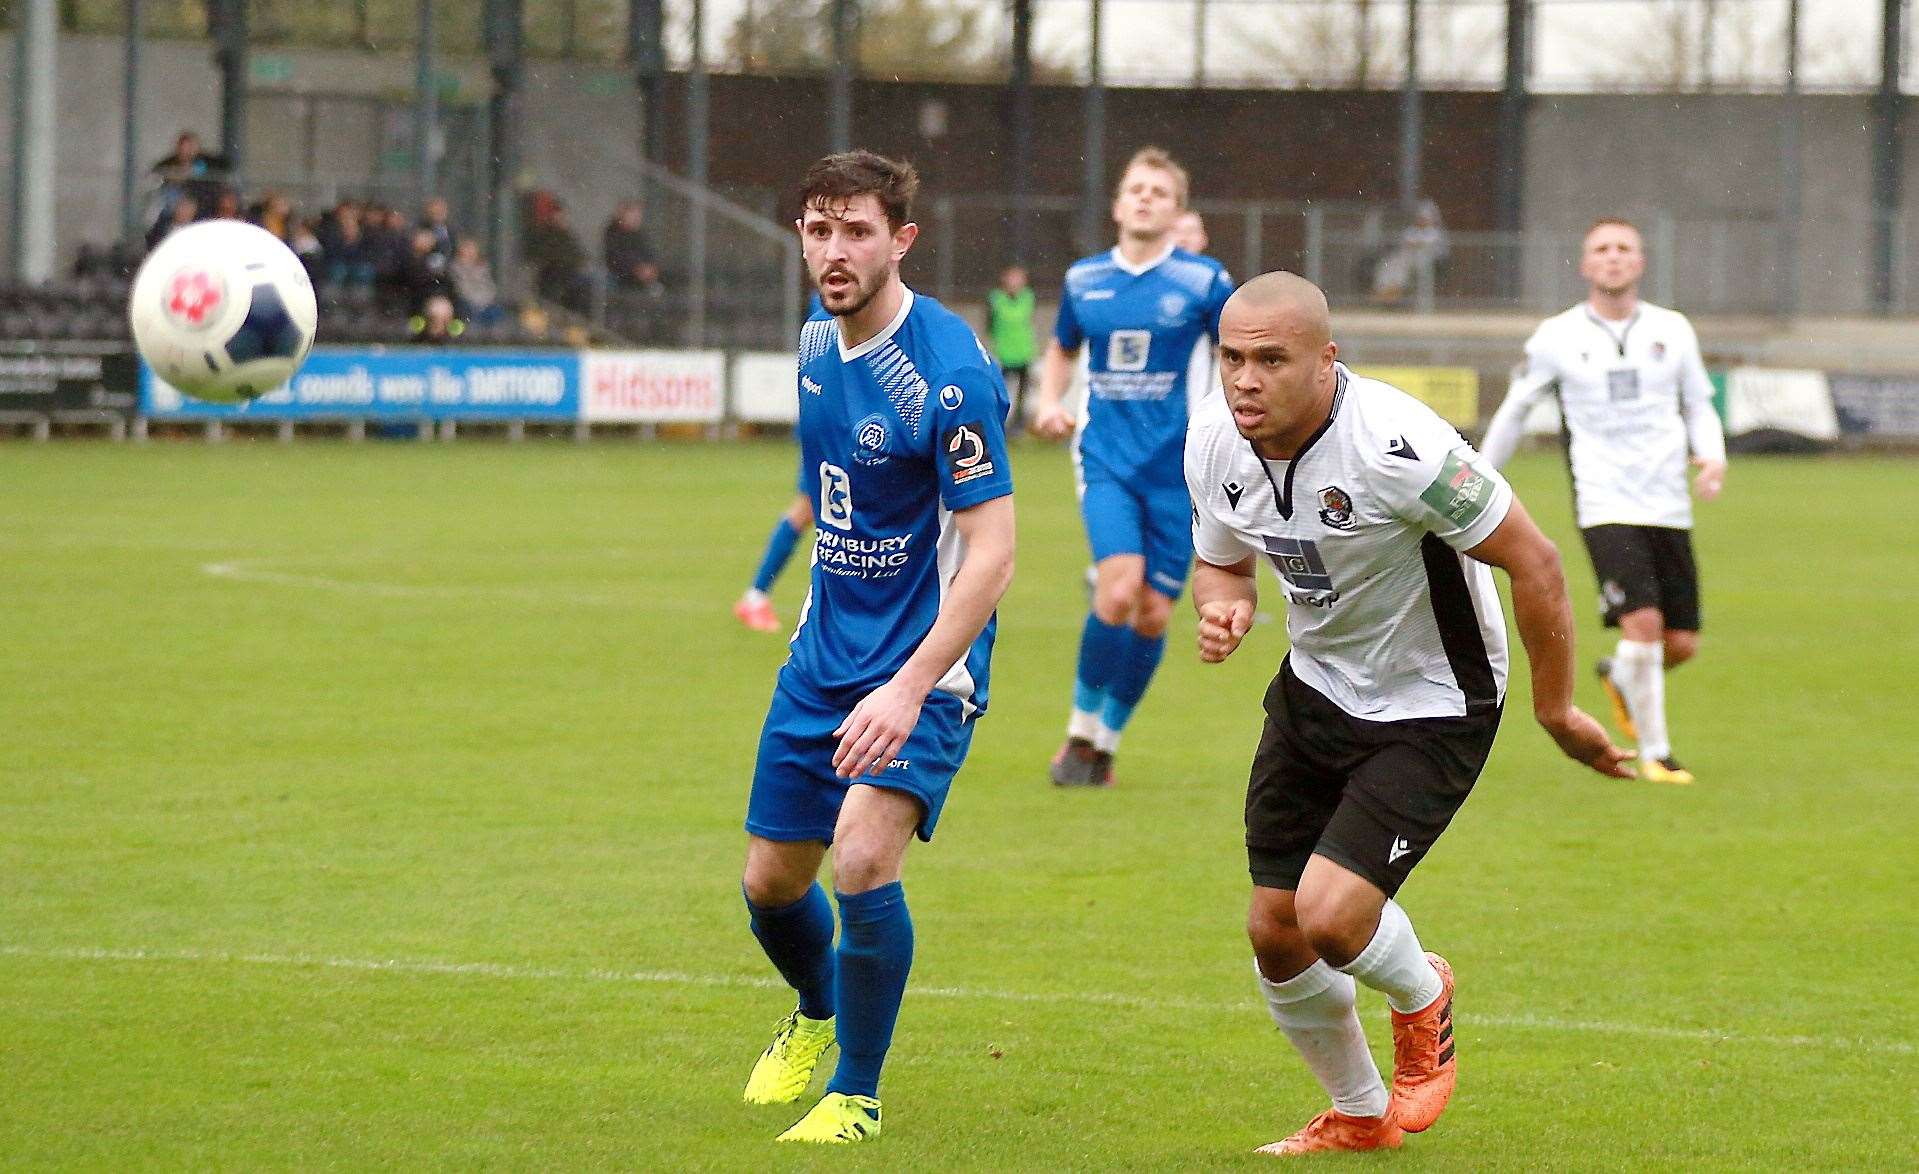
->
[[939, 383, 964, 410], [1384, 435, 1420, 461], [1317, 484, 1357, 531], [1418, 451, 1496, 528], [943, 422, 997, 485], [1223, 479, 1245, 509]]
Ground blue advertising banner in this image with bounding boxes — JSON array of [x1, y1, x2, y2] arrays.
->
[[141, 347, 582, 420], [1829, 373, 1919, 438]]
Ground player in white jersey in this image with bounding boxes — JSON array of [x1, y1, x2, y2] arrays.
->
[[1478, 218, 1727, 785], [1186, 273, 1630, 1156]]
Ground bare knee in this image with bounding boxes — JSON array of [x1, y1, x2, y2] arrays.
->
[[1293, 888, 1377, 969], [742, 839, 822, 908], [830, 832, 904, 896], [1618, 607, 1665, 644], [1132, 590, 1174, 639], [1247, 889, 1317, 980], [1093, 573, 1143, 626], [1664, 630, 1699, 667]]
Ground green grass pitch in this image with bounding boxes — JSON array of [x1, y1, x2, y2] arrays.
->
[[1, 439, 1914, 1170]]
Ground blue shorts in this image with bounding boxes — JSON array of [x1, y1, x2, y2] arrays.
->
[[746, 672, 976, 844], [1080, 478, 1194, 600]]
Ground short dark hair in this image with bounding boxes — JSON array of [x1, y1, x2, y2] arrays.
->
[[799, 150, 920, 231], [1586, 216, 1639, 237]]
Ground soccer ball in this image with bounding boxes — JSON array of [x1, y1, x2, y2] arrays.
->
[[129, 219, 318, 404]]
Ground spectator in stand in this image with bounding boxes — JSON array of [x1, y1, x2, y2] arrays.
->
[[150, 130, 230, 216], [368, 205, 417, 313], [399, 227, 454, 313], [409, 294, 464, 346], [603, 200, 662, 293], [209, 187, 243, 222], [449, 236, 503, 325], [525, 202, 590, 311], [146, 194, 198, 250], [320, 202, 376, 288], [250, 192, 295, 241], [288, 217, 327, 283], [1372, 198, 1450, 304], [420, 196, 456, 260]]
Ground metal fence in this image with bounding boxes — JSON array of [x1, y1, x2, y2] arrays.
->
[[582, 159, 802, 351]]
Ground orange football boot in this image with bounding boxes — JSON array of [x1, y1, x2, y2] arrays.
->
[[1254, 1109, 1403, 1157], [1389, 951, 1457, 1133]]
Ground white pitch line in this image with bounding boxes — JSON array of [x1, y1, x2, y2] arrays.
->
[[2, 944, 1911, 1059]]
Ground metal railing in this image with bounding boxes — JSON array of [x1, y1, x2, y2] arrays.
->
[[586, 158, 802, 352]]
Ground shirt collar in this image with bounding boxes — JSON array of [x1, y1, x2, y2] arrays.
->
[[1110, 244, 1174, 277], [839, 287, 915, 362]]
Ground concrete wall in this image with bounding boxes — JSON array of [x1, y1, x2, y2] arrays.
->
[[1523, 94, 1915, 316], [4, 32, 1916, 318]]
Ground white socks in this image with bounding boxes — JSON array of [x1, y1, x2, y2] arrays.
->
[[1256, 959, 1389, 1119], [1611, 639, 1670, 760], [1067, 709, 1121, 753], [1337, 900, 1443, 1015]]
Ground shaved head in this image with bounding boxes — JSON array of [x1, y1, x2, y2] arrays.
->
[[1216, 271, 1339, 457], [1222, 271, 1331, 349]]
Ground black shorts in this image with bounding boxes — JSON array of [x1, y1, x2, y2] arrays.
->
[[1245, 660, 1502, 898], [1579, 524, 1701, 631]]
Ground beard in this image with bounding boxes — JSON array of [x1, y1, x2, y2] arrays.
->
[[815, 264, 883, 318]]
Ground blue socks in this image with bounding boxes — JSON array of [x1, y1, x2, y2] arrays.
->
[[1073, 613, 1132, 719], [828, 882, 914, 1099], [745, 882, 837, 1021], [751, 517, 803, 594], [1101, 629, 1166, 735]]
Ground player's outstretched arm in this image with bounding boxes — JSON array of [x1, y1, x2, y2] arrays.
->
[[831, 496, 1015, 779], [1191, 556, 1257, 664], [1466, 499, 1635, 779], [1030, 340, 1080, 441]]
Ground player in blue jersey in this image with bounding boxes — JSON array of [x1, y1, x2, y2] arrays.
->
[[737, 151, 1016, 1145], [1031, 147, 1234, 786]]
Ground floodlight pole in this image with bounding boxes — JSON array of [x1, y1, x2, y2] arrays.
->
[[1398, 0, 1421, 215], [1872, 0, 1903, 313], [122, 0, 145, 243], [689, 0, 710, 344], [485, 0, 523, 298], [629, 0, 666, 165], [8, 0, 55, 283], [212, 0, 249, 186], [1079, 0, 1106, 255], [1778, 0, 1800, 318], [830, 0, 857, 153], [415, 0, 438, 203], [1010, 0, 1035, 265]]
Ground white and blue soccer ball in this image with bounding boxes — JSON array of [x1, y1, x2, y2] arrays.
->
[[129, 219, 318, 404]]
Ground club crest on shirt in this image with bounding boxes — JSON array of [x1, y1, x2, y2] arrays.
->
[[1157, 293, 1188, 323], [854, 414, 892, 466], [1651, 340, 1667, 360], [1317, 484, 1357, 531]]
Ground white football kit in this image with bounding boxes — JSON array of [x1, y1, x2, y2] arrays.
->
[[1480, 302, 1725, 530], [1186, 365, 1515, 723]]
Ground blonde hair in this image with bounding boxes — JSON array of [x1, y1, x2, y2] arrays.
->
[[1115, 146, 1190, 207]]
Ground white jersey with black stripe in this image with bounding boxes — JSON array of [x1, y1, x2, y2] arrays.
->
[[1185, 365, 1515, 722], [1480, 301, 1725, 530]]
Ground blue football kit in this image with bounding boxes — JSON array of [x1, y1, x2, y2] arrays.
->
[[747, 289, 1013, 844], [1055, 245, 1233, 597]]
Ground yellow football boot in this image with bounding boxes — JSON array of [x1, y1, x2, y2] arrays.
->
[[775, 1092, 882, 1144], [742, 1010, 835, 1105]]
